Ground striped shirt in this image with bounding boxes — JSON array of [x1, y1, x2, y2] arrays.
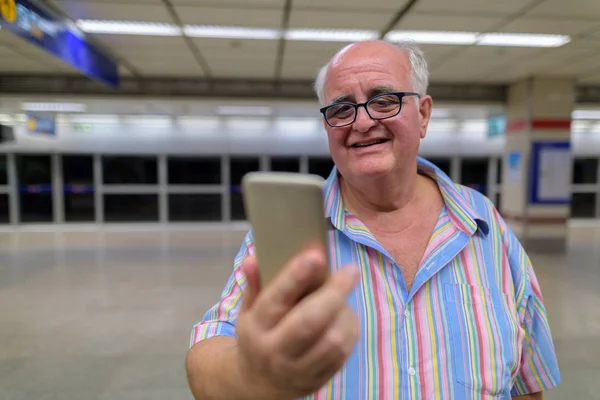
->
[[191, 157, 561, 399]]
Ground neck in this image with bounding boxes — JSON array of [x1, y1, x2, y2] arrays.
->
[[340, 163, 420, 217]]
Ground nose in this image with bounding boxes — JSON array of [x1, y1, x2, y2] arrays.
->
[[353, 105, 377, 133]]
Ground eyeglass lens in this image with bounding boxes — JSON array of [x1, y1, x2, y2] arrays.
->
[[325, 94, 402, 127]]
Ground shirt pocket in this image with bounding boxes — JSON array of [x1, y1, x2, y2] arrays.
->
[[444, 283, 518, 398]]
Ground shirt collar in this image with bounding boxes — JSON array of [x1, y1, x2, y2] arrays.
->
[[322, 156, 489, 236]]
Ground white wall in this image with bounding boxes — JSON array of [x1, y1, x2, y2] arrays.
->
[[1, 114, 600, 156]]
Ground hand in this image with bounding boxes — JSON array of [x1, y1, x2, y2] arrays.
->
[[235, 245, 360, 400]]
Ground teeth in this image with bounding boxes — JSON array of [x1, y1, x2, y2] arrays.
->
[[354, 139, 386, 147]]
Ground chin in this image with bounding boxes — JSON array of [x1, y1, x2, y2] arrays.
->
[[349, 158, 395, 178]]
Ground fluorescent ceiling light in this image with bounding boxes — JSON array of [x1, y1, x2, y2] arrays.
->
[[217, 106, 273, 116], [572, 110, 600, 120], [477, 33, 570, 48], [76, 20, 181, 36], [226, 118, 270, 131], [386, 30, 477, 45], [285, 29, 377, 42], [184, 25, 279, 40], [22, 102, 87, 113]]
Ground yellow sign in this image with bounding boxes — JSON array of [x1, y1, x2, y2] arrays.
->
[[0, 0, 17, 24]]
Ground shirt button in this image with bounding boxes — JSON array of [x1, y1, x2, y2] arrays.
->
[[404, 309, 410, 317], [409, 367, 416, 376]]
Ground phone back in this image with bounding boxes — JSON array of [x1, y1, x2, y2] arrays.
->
[[242, 172, 329, 287]]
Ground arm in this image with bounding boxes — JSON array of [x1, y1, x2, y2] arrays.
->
[[494, 210, 560, 397], [186, 337, 255, 400], [186, 233, 258, 400]]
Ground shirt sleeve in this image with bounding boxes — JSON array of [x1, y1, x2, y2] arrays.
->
[[498, 215, 561, 396], [189, 231, 255, 348]]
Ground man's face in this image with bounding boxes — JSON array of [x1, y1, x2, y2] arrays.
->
[[322, 42, 432, 182]]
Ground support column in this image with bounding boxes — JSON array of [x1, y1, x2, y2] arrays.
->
[[501, 77, 575, 253]]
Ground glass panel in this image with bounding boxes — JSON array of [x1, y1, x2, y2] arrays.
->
[[17, 155, 53, 223], [20, 193, 53, 223], [63, 156, 95, 222], [104, 194, 159, 222], [0, 194, 9, 223], [230, 157, 260, 186], [426, 158, 451, 176], [169, 194, 221, 221], [271, 157, 300, 173], [63, 155, 93, 185], [0, 155, 7, 185], [572, 158, 598, 184], [497, 158, 503, 184], [231, 192, 246, 221], [102, 156, 158, 184], [461, 158, 489, 195], [308, 157, 334, 179], [168, 157, 221, 185], [64, 194, 95, 222], [570, 193, 596, 218], [17, 155, 51, 184]]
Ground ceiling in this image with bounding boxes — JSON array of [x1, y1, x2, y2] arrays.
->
[[0, 0, 600, 86]]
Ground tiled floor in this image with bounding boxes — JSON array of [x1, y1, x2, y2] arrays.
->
[[0, 223, 599, 399]]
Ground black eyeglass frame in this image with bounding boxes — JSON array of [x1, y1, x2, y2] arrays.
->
[[319, 91, 421, 128]]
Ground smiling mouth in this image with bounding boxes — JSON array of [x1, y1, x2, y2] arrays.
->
[[350, 138, 390, 148]]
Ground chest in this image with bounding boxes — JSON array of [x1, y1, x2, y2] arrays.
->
[[367, 208, 440, 290]]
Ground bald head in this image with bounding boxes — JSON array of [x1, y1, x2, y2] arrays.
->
[[314, 40, 429, 105]]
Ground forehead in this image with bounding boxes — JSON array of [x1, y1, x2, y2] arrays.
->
[[323, 44, 412, 102]]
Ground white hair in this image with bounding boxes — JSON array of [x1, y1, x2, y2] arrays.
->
[[313, 40, 430, 105]]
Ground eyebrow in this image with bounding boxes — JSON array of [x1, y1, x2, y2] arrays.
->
[[330, 85, 397, 104]]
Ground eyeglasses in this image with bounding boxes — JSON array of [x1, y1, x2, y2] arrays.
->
[[319, 92, 421, 128]]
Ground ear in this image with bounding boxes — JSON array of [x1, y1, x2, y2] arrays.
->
[[419, 95, 433, 139]]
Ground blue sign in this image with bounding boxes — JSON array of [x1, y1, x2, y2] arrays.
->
[[529, 141, 571, 205], [0, 0, 119, 87], [26, 112, 56, 136]]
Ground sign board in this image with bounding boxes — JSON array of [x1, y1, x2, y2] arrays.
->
[[72, 122, 93, 133], [488, 116, 506, 138], [506, 151, 522, 185], [529, 141, 571, 204], [0, 0, 119, 87], [26, 112, 56, 136]]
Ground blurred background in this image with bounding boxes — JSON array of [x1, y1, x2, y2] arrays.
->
[[0, 0, 599, 399]]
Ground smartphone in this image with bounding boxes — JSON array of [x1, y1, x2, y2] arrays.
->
[[242, 172, 330, 289]]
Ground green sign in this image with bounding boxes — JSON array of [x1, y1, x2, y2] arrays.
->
[[72, 122, 93, 133], [488, 116, 506, 138]]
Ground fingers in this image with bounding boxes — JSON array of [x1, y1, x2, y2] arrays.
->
[[240, 255, 260, 312], [296, 306, 359, 379], [273, 265, 360, 358], [252, 246, 329, 329]]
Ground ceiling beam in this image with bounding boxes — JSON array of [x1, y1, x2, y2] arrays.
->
[[0, 75, 509, 103], [378, 0, 420, 39], [161, 0, 212, 78], [274, 0, 294, 82]]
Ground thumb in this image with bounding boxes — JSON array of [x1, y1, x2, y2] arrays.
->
[[240, 255, 261, 312]]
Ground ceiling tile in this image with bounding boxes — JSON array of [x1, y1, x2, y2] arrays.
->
[[288, 10, 390, 29], [499, 16, 600, 35], [293, 0, 409, 12], [413, 0, 539, 16], [171, 0, 284, 6], [549, 55, 600, 75], [51, 1, 174, 22], [527, 0, 600, 20], [210, 59, 276, 78], [175, 5, 282, 27], [92, 35, 189, 52], [192, 38, 278, 56], [395, 14, 502, 32]]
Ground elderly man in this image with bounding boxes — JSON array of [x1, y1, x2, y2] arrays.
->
[[186, 40, 560, 400]]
